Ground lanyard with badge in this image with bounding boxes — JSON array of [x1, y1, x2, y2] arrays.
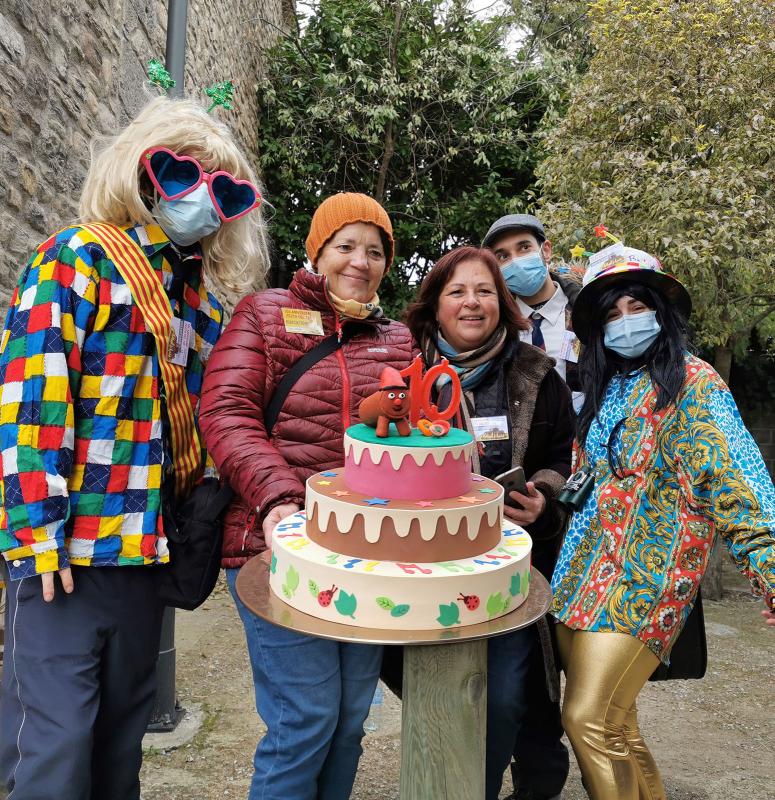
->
[[166, 247, 197, 367]]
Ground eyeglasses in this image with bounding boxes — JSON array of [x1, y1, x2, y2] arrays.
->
[[141, 147, 262, 222]]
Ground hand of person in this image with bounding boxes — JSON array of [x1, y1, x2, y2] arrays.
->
[[503, 482, 546, 526], [41, 567, 74, 602], [262, 503, 301, 549], [761, 603, 775, 628]]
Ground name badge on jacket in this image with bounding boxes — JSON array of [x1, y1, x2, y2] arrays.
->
[[471, 415, 509, 441], [282, 308, 325, 335]]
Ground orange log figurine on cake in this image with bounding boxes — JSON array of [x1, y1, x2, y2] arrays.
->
[[358, 367, 412, 437]]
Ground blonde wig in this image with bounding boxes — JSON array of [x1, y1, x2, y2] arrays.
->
[[79, 95, 270, 293]]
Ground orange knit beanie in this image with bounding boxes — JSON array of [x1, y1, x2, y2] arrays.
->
[[305, 193, 394, 269]]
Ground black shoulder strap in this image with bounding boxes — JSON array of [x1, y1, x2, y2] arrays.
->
[[264, 329, 353, 436]]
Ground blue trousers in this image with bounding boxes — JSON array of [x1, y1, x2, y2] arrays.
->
[[511, 624, 569, 799], [486, 626, 535, 800], [0, 566, 164, 800], [226, 568, 382, 800]]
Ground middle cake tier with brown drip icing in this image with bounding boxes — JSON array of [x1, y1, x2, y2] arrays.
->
[[305, 470, 504, 562]]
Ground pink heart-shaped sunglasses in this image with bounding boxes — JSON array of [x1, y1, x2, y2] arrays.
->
[[141, 147, 262, 222]]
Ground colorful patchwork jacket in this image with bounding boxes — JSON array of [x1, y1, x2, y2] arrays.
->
[[0, 223, 222, 580], [551, 354, 775, 662]]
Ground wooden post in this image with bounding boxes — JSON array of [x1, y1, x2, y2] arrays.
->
[[400, 640, 487, 800]]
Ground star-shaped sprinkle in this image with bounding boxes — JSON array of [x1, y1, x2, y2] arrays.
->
[[332, 490, 350, 497], [317, 480, 332, 486], [415, 500, 434, 507], [457, 496, 481, 504], [570, 243, 586, 259], [321, 471, 338, 477], [364, 497, 389, 506], [479, 488, 496, 494]]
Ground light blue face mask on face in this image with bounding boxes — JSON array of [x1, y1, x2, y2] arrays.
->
[[501, 252, 548, 297], [604, 310, 662, 358], [151, 183, 221, 247]]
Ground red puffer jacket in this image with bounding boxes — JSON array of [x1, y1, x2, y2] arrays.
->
[[199, 268, 415, 568]]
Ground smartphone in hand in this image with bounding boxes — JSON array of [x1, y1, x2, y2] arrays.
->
[[493, 466, 528, 508]]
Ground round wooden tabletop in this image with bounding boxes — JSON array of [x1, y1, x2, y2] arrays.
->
[[235, 554, 552, 646]]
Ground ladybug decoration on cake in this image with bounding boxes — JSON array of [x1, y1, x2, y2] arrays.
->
[[458, 592, 481, 611], [359, 367, 412, 437]]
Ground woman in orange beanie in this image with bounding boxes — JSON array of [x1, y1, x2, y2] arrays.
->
[[200, 192, 414, 799]]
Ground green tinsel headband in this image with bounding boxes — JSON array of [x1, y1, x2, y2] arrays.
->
[[147, 59, 234, 113]]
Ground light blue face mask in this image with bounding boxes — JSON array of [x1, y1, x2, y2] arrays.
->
[[501, 252, 548, 297], [151, 183, 221, 247], [604, 310, 661, 358]]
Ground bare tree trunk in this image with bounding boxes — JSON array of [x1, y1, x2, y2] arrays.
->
[[374, 3, 403, 204], [713, 343, 733, 384]]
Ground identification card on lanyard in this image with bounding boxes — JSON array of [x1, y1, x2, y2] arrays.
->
[[168, 316, 194, 366]]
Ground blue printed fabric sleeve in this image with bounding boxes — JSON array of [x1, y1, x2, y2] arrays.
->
[[0, 233, 97, 578], [690, 386, 775, 601]]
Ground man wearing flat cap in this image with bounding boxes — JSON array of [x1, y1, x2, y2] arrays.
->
[[482, 213, 577, 800], [483, 214, 583, 414]]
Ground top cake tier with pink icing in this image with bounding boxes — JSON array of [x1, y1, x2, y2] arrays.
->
[[343, 424, 474, 501]]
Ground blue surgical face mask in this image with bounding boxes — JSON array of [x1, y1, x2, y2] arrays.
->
[[501, 252, 548, 297], [603, 310, 661, 358], [151, 183, 221, 247]]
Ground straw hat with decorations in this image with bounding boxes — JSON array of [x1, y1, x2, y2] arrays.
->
[[570, 226, 691, 344]]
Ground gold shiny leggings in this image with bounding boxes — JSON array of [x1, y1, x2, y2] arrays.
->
[[556, 625, 666, 800]]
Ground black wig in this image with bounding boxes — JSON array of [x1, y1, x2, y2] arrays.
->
[[576, 281, 690, 446]]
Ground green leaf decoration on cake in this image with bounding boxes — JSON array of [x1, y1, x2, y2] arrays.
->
[[334, 590, 357, 619], [376, 596, 396, 611], [437, 602, 461, 627], [281, 565, 299, 599], [486, 592, 510, 618], [390, 604, 410, 617], [509, 572, 521, 597], [308, 579, 319, 597], [270, 553, 277, 574]]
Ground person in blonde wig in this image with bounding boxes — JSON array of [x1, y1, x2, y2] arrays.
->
[[0, 94, 268, 799], [79, 95, 270, 293]]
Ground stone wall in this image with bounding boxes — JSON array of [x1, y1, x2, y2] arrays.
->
[[0, 0, 288, 308]]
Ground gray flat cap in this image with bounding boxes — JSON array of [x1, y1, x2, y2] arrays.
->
[[482, 214, 545, 248]]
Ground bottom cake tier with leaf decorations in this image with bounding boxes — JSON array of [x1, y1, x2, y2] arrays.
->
[[269, 511, 532, 630]]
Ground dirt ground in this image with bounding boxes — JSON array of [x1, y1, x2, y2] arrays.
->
[[140, 563, 774, 800]]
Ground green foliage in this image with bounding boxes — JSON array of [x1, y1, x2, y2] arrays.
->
[[308, 579, 319, 597], [257, 0, 561, 316], [538, 0, 775, 350]]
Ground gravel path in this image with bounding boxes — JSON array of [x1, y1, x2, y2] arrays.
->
[[140, 566, 774, 799]]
